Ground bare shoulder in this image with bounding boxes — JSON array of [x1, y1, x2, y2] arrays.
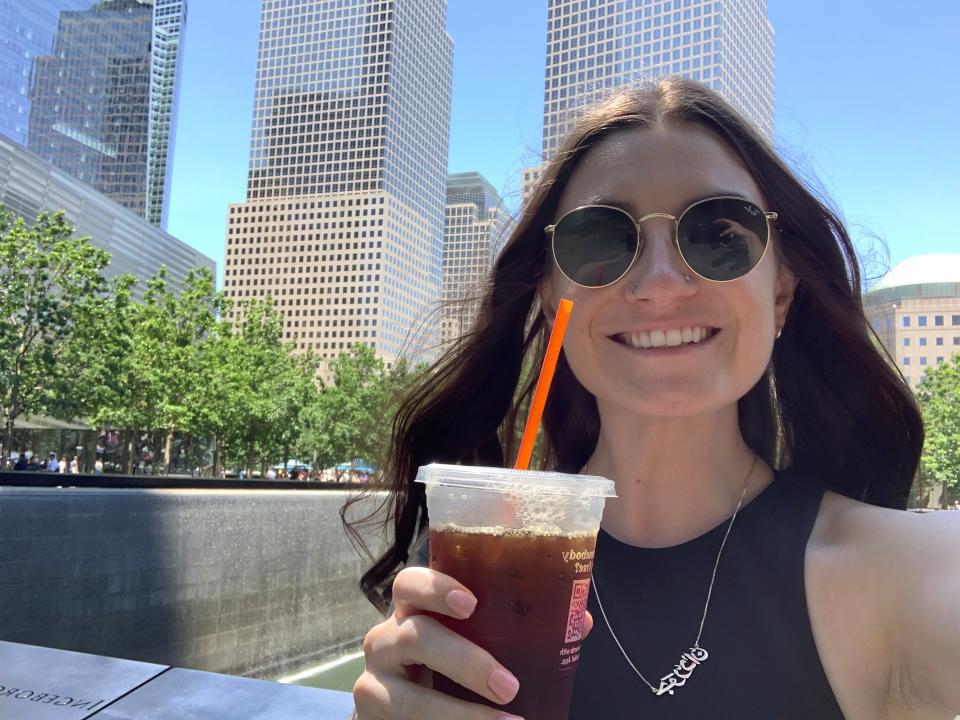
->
[[815, 490, 960, 564], [809, 491, 960, 719]]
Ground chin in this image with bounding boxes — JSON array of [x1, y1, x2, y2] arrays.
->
[[600, 387, 726, 419]]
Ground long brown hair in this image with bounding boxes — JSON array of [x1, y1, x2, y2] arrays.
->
[[346, 78, 923, 612]]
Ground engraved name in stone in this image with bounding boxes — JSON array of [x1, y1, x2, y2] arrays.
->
[[0, 684, 107, 710], [654, 646, 709, 696]]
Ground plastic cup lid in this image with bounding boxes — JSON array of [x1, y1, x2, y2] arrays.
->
[[415, 463, 616, 497]]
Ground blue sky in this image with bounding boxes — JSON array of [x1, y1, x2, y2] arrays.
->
[[166, 1, 959, 288]]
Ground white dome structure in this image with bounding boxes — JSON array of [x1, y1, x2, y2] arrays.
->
[[870, 253, 960, 293]]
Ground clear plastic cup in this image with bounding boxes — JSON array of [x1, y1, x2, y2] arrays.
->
[[416, 463, 616, 720]]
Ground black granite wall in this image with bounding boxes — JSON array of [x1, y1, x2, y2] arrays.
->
[[0, 487, 387, 679]]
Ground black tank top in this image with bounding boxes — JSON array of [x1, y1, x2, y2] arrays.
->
[[570, 466, 847, 719]]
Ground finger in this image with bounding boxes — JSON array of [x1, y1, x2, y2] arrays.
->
[[367, 614, 520, 706], [583, 609, 594, 637], [392, 566, 477, 621], [354, 671, 524, 720]]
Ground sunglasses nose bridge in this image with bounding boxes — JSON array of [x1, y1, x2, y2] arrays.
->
[[620, 212, 703, 295]]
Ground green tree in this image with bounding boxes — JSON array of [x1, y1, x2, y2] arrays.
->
[[916, 354, 960, 508], [90, 267, 225, 474], [208, 298, 320, 477], [300, 345, 385, 473], [0, 207, 112, 462], [299, 346, 428, 476]]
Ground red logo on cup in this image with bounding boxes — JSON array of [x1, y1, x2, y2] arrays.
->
[[564, 579, 591, 643]]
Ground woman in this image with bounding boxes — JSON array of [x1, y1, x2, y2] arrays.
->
[[350, 79, 960, 719]]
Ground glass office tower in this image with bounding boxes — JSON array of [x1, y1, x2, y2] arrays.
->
[[0, 0, 94, 145], [25, 0, 185, 227]]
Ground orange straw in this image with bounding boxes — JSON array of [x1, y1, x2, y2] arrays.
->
[[515, 298, 574, 470]]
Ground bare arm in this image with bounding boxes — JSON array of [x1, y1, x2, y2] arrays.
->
[[889, 510, 960, 717]]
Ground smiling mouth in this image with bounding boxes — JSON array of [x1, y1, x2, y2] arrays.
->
[[611, 326, 718, 349]]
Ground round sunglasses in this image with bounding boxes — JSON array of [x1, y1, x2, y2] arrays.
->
[[545, 195, 778, 287]]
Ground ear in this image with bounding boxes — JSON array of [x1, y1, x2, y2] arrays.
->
[[774, 261, 798, 329], [539, 274, 559, 329]]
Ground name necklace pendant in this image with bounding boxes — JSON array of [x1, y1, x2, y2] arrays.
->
[[591, 456, 756, 697]]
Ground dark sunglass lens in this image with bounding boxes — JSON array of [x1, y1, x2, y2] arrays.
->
[[678, 198, 769, 280], [552, 207, 638, 287]]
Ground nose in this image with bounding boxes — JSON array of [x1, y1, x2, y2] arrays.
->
[[621, 217, 699, 306]]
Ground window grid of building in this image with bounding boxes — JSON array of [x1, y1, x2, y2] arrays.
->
[[24, 0, 184, 228], [226, 0, 453, 378], [146, 0, 187, 228], [0, 0, 95, 145], [538, 0, 774, 165], [441, 173, 514, 347], [864, 262, 960, 389]]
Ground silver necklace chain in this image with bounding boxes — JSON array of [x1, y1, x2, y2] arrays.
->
[[591, 455, 757, 697]]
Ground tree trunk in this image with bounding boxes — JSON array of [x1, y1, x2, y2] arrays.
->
[[123, 429, 134, 475], [152, 432, 163, 476], [2, 415, 14, 470], [163, 428, 175, 476], [212, 434, 221, 477], [83, 434, 96, 473]]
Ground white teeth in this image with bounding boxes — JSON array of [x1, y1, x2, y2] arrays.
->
[[616, 326, 714, 348]]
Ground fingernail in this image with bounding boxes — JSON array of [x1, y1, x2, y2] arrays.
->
[[496, 715, 524, 720], [445, 589, 477, 618], [488, 667, 520, 703]]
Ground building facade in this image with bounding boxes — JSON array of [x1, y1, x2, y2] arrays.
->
[[441, 172, 514, 348], [864, 254, 960, 390], [24, 0, 185, 228], [0, 133, 214, 297], [523, 0, 774, 204], [146, 0, 187, 228], [0, 0, 95, 146], [224, 0, 453, 375]]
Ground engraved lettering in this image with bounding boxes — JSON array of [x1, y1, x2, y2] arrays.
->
[[29, 693, 48, 702]]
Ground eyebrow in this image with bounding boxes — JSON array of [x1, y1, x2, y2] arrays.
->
[[585, 190, 752, 214]]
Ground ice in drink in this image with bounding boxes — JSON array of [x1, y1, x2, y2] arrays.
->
[[415, 464, 615, 720]]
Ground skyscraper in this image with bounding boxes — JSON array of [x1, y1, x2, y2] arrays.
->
[[524, 0, 775, 206], [224, 0, 453, 374], [0, 1, 95, 146], [25, 0, 186, 227], [441, 173, 514, 348], [146, 0, 187, 228]]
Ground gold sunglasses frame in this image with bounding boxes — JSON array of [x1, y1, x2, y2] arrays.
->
[[544, 195, 778, 288]]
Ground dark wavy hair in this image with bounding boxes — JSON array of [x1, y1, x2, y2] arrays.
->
[[345, 78, 923, 612]]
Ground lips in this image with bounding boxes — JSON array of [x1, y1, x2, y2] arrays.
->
[[611, 326, 717, 349]]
